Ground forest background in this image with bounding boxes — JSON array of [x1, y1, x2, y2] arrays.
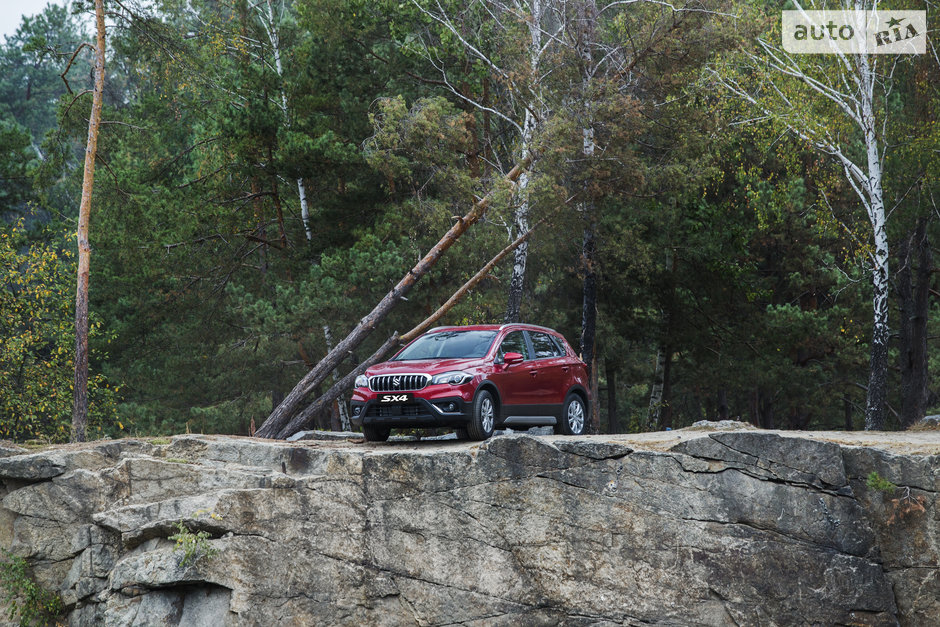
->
[[2, 0, 938, 443]]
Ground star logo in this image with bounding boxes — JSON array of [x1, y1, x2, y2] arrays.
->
[[886, 16, 904, 29]]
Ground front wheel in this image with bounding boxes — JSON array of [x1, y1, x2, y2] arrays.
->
[[363, 425, 391, 442], [467, 390, 496, 441], [555, 394, 586, 435]]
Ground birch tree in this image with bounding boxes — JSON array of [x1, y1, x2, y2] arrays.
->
[[254, 0, 313, 240], [712, 0, 897, 429], [408, 0, 558, 323]]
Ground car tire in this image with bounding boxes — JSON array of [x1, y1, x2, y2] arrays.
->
[[555, 393, 586, 436], [363, 425, 391, 442], [467, 390, 496, 441], [454, 428, 469, 440]]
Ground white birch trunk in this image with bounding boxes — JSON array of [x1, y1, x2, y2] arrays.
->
[[857, 47, 889, 430], [263, 0, 313, 241], [505, 105, 536, 323], [504, 0, 546, 322]]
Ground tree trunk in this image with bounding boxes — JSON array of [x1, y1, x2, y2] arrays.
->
[[580, 224, 599, 433], [843, 395, 854, 431], [897, 217, 931, 429], [256, 157, 532, 438], [660, 347, 673, 430], [648, 349, 665, 431], [578, 0, 600, 434], [504, 108, 536, 324], [762, 393, 774, 429], [323, 325, 350, 431], [857, 46, 890, 431], [71, 0, 106, 443], [718, 388, 729, 421], [753, 389, 774, 429], [606, 363, 617, 433], [866, 239, 890, 430]]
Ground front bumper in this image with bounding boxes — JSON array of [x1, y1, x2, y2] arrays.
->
[[350, 395, 470, 429]]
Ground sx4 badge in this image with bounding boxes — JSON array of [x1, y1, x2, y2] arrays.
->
[[379, 394, 410, 403]]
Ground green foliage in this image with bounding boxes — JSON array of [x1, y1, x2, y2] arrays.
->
[[0, 120, 36, 212], [0, 221, 123, 442], [866, 471, 898, 493], [364, 96, 474, 196], [0, 550, 63, 627], [169, 519, 219, 567], [0, 0, 929, 438]]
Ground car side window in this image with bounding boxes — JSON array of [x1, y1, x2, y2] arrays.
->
[[498, 331, 529, 360], [530, 332, 561, 359], [550, 335, 569, 356]]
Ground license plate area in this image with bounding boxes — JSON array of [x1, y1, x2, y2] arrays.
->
[[378, 393, 412, 404]]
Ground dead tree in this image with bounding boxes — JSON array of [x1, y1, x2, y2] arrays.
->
[[254, 157, 532, 438], [71, 0, 106, 443]]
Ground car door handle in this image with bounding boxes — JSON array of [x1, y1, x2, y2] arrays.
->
[[529, 370, 538, 376], [561, 366, 569, 372]]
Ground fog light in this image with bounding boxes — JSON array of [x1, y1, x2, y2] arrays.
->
[[352, 406, 362, 416], [444, 402, 457, 412]]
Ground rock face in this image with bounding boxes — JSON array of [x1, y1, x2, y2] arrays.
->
[[0, 431, 936, 626]]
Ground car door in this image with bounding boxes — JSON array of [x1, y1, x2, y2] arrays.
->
[[527, 331, 569, 408], [488, 330, 533, 414]]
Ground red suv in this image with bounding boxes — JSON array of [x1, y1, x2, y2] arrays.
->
[[350, 324, 590, 441]]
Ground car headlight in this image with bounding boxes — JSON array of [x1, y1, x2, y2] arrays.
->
[[354, 374, 369, 388], [431, 371, 473, 385]]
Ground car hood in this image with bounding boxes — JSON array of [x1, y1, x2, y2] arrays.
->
[[366, 358, 487, 376]]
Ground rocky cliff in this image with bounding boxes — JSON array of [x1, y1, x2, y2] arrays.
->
[[1, 428, 937, 626]]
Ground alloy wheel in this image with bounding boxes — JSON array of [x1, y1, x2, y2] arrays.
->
[[567, 399, 584, 434], [480, 396, 495, 433]]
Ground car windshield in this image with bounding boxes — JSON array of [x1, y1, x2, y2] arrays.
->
[[393, 330, 497, 361]]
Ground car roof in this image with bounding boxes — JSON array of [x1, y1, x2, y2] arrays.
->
[[426, 323, 560, 334]]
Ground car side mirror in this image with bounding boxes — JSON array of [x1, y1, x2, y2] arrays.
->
[[503, 352, 523, 365]]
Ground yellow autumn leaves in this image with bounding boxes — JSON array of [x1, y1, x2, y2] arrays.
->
[[0, 222, 123, 442]]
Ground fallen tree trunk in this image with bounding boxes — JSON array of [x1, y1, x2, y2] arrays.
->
[[274, 223, 541, 439], [255, 157, 532, 438], [275, 334, 400, 439]]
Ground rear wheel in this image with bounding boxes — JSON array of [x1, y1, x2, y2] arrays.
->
[[363, 425, 391, 442], [555, 394, 586, 435], [467, 390, 496, 441]]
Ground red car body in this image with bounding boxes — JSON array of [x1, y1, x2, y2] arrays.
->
[[350, 323, 590, 441]]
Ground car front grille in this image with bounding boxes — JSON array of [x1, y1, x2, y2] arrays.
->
[[366, 403, 424, 418], [369, 374, 429, 392]]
